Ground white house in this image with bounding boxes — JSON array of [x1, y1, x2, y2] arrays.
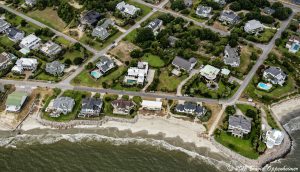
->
[[195, 5, 212, 18], [141, 100, 162, 111], [285, 35, 300, 53], [200, 65, 220, 80], [25, 0, 36, 6], [0, 19, 11, 33], [124, 62, 148, 85], [12, 58, 38, 74], [116, 1, 140, 17], [244, 20, 264, 34], [19, 34, 41, 50], [265, 129, 284, 149]]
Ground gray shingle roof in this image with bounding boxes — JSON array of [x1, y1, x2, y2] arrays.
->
[[147, 19, 163, 31], [224, 45, 240, 67], [45, 61, 65, 76], [229, 115, 251, 131], [81, 98, 103, 112], [81, 10, 101, 26], [172, 56, 196, 71]]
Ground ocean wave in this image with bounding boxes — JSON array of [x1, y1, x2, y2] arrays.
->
[[0, 133, 244, 172], [284, 116, 300, 133]]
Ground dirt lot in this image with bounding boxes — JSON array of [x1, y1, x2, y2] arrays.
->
[[202, 103, 223, 131], [212, 21, 229, 32], [109, 41, 140, 63]]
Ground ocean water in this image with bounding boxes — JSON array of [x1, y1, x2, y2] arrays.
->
[[0, 113, 299, 172]]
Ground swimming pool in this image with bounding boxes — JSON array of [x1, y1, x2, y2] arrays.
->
[[90, 70, 103, 79], [289, 43, 300, 53], [257, 82, 272, 91]]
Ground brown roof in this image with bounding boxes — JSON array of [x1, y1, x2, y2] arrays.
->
[[111, 99, 134, 109], [0, 53, 9, 63]]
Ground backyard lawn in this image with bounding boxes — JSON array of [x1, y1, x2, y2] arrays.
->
[[53, 36, 72, 47], [247, 28, 277, 43], [80, 31, 122, 50], [0, 36, 15, 47], [27, 7, 67, 31], [215, 131, 259, 159], [141, 53, 165, 68], [34, 72, 62, 82], [157, 70, 187, 92]]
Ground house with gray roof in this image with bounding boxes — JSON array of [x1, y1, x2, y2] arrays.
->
[[92, 19, 114, 40], [0, 52, 15, 71], [213, 0, 226, 6], [96, 56, 115, 74], [0, 19, 10, 33], [6, 27, 24, 42], [196, 5, 212, 18], [172, 56, 197, 72], [219, 10, 240, 25], [223, 45, 240, 67], [25, 0, 36, 6], [45, 61, 65, 76], [175, 102, 206, 117], [168, 36, 178, 47], [263, 7, 275, 15], [244, 20, 264, 34], [228, 115, 251, 137], [46, 97, 75, 117], [40, 41, 62, 57], [263, 66, 287, 86], [184, 0, 193, 7], [111, 99, 135, 115], [80, 10, 101, 27], [146, 19, 163, 35], [79, 98, 103, 118]]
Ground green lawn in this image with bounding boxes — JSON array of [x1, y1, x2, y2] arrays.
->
[[0, 36, 15, 47], [236, 104, 258, 115], [141, 53, 165, 68], [27, 7, 67, 31], [157, 70, 187, 92], [72, 66, 127, 88], [247, 28, 277, 43], [123, 29, 137, 43], [53, 36, 72, 47], [80, 31, 122, 50], [126, 0, 152, 21], [34, 72, 62, 82], [215, 131, 259, 159]]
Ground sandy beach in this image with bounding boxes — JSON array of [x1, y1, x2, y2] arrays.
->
[[271, 96, 300, 121]]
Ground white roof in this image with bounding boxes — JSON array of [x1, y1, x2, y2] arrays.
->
[[116, 1, 140, 16], [266, 129, 284, 149], [221, 68, 230, 75], [141, 100, 162, 108], [200, 65, 220, 80], [244, 20, 264, 31], [16, 58, 38, 66], [21, 34, 40, 44]]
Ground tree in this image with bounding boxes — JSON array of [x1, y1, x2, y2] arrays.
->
[[64, 59, 72, 66], [85, 62, 94, 70], [20, 20, 27, 27], [73, 57, 84, 65], [272, 7, 292, 20], [229, 2, 241, 11], [135, 28, 154, 43], [275, 38, 282, 46], [130, 49, 143, 58], [170, 0, 185, 11], [225, 106, 236, 115]]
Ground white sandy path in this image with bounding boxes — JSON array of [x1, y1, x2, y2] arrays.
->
[[271, 97, 300, 121], [100, 116, 220, 153]]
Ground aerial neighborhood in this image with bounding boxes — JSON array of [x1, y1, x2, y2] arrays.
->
[[0, 0, 299, 168]]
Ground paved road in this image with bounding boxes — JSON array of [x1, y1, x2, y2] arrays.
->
[[133, 0, 230, 36], [0, 4, 98, 54]]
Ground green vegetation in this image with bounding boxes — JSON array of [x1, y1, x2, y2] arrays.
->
[[34, 72, 62, 82], [0, 36, 15, 47], [157, 70, 187, 92], [141, 53, 165, 68], [236, 104, 258, 114], [264, 107, 280, 129]]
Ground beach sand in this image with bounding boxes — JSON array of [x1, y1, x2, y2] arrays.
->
[[271, 97, 300, 122]]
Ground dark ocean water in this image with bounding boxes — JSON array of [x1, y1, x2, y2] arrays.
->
[[0, 114, 299, 172]]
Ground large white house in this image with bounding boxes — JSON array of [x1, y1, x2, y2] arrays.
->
[[244, 20, 264, 34], [116, 1, 140, 17], [263, 66, 287, 86], [200, 65, 220, 80], [141, 100, 162, 111], [19, 34, 41, 50], [11, 58, 38, 74], [124, 62, 149, 85], [265, 129, 284, 149]]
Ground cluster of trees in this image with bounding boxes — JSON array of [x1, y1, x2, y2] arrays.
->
[[34, 28, 55, 38], [76, 0, 121, 12], [57, 2, 76, 23], [170, 0, 186, 11], [35, 0, 60, 10], [271, 2, 293, 21], [228, 0, 270, 11]]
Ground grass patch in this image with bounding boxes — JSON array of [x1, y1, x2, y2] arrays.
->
[[53, 36, 72, 47], [264, 107, 280, 129], [80, 31, 122, 50], [141, 53, 165, 68], [157, 70, 187, 92], [123, 29, 137, 43], [0, 36, 15, 47], [236, 104, 258, 115], [27, 7, 67, 31], [34, 72, 62, 82], [215, 131, 259, 159]]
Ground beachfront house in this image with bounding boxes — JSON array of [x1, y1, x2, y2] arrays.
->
[[175, 102, 206, 117], [111, 99, 135, 115], [45, 61, 65, 76], [172, 56, 197, 73], [223, 45, 240, 67], [244, 20, 264, 34], [146, 19, 163, 35], [79, 98, 103, 118], [11, 58, 38, 74], [141, 100, 162, 111], [5, 91, 28, 112], [228, 115, 252, 138], [6, 27, 25, 42], [46, 97, 75, 118], [116, 1, 140, 17], [285, 35, 300, 53], [219, 10, 240, 25], [25, 0, 36, 6], [80, 10, 101, 28], [200, 65, 220, 80], [92, 19, 114, 40], [0, 19, 11, 33], [91, 56, 115, 79], [263, 66, 287, 86], [195, 5, 212, 18], [40, 41, 62, 57], [19, 34, 41, 50], [124, 62, 149, 85], [265, 129, 284, 149]]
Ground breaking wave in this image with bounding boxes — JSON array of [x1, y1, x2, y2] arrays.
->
[[0, 133, 244, 171]]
